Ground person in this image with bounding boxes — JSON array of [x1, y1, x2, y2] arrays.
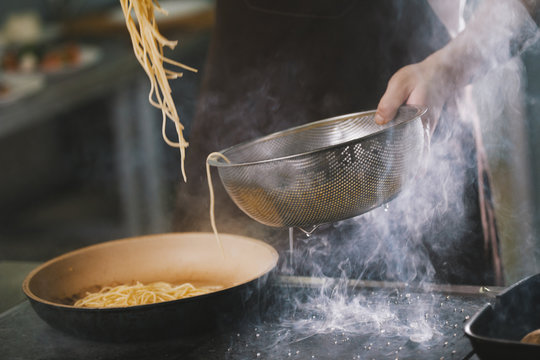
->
[[173, 0, 539, 286]]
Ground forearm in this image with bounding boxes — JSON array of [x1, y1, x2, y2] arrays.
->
[[375, 0, 539, 126], [520, 0, 539, 18], [428, 0, 539, 91]]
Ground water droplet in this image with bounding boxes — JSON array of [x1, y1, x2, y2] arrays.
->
[[256, 333, 260, 337], [444, 342, 448, 347], [465, 315, 470, 320], [256, 353, 261, 357], [384, 203, 389, 211]]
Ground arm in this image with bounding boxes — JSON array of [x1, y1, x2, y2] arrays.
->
[[374, 0, 539, 131]]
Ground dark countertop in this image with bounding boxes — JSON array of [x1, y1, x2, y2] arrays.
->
[[0, 261, 41, 313], [0, 277, 491, 360]]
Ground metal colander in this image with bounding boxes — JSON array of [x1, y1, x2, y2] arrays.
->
[[208, 105, 426, 228]]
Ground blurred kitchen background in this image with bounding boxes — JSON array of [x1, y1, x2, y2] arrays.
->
[[0, 0, 213, 309], [0, 0, 539, 306]]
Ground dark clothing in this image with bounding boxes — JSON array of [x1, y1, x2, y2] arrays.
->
[[174, 0, 501, 285]]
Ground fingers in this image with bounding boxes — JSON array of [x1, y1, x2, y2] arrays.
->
[[375, 68, 413, 125]]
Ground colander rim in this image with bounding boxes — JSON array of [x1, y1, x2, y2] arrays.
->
[[208, 105, 427, 168]]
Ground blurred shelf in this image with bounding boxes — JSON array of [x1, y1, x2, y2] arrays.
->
[[62, 0, 215, 37], [0, 30, 209, 239], [0, 41, 139, 138], [0, 187, 124, 262]]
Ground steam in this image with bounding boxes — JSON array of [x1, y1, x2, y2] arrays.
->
[[179, 0, 540, 353], [265, 0, 540, 347], [270, 281, 442, 347], [459, 0, 540, 282]]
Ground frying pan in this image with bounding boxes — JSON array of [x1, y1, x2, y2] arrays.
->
[[22, 232, 278, 342], [465, 273, 540, 359]]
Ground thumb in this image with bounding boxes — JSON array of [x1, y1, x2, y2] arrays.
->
[[375, 70, 413, 125]]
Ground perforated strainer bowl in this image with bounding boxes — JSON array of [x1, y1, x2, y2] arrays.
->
[[208, 105, 426, 228]]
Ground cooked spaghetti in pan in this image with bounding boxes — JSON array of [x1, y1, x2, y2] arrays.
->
[[73, 281, 224, 308]]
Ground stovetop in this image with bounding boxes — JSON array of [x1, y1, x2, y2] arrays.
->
[[0, 276, 495, 360]]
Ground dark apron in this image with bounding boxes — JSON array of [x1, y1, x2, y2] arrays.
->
[[174, 0, 501, 286]]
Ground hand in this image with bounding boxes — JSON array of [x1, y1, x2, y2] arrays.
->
[[374, 0, 539, 135], [374, 54, 457, 137]]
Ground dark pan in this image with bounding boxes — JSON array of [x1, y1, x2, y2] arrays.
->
[[22, 232, 278, 342], [465, 273, 540, 359]]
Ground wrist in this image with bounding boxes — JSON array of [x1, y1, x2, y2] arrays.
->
[[422, 50, 464, 96]]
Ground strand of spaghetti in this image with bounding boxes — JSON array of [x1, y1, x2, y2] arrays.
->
[[162, 57, 198, 72], [127, 3, 185, 148], [164, 70, 183, 79], [206, 152, 231, 257], [148, 27, 177, 49], [120, 0, 196, 181]]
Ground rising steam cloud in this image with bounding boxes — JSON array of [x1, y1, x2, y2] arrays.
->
[[270, 0, 540, 345], [178, 0, 540, 349]]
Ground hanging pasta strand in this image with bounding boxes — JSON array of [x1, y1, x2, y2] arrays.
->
[[119, 0, 197, 181], [206, 152, 231, 258]]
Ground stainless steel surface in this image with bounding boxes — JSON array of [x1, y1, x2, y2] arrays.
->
[[209, 105, 426, 228], [276, 275, 504, 297]]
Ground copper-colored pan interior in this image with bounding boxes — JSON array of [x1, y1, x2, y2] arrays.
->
[[23, 232, 279, 307]]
